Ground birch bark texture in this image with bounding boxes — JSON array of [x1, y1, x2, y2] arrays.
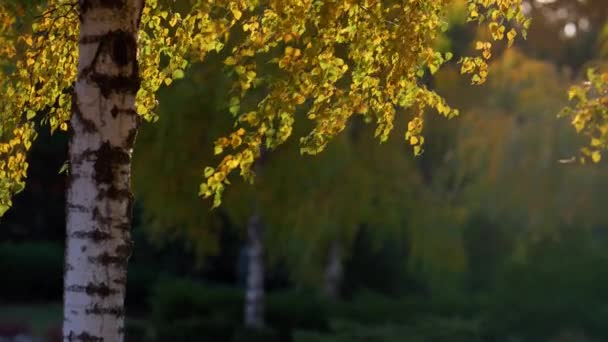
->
[[324, 240, 343, 300], [244, 212, 265, 328], [64, 1, 144, 341]]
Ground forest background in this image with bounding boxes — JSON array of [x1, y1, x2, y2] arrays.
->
[[1, 0, 608, 341]]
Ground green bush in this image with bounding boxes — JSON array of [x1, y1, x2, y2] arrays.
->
[[149, 279, 333, 341], [149, 278, 243, 341], [267, 289, 330, 340], [124, 318, 152, 342], [151, 317, 232, 342], [232, 326, 279, 342], [332, 290, 411, 324], [150, 278, 243, 321], [486, 232, 608, 341], [294, 318, 483, 342], [0, 242, 63, 301], [126, 265, 159, 311]]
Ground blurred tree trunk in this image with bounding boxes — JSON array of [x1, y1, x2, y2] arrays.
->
[[244, 211, 265, 328], [324, 240, 343, 300], [63, 1, 143, 341], [244, 148, 268, 328]]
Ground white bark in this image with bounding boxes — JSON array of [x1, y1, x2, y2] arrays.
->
[[64, 1, 144, 341], [324, 240, 343, 300], [244, 212, 265, 328]]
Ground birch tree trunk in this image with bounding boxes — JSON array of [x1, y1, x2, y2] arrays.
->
[[244, 212, 265, 328], [324, 240, 343, 300], [64, 1, 144, 340]]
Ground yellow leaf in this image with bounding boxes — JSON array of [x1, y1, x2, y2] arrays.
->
[[592, 151, 601, 163], [231, 8, 242, 20], [507, 29, 517, 47]]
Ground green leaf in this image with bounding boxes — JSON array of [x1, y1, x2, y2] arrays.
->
[[204, 167, 215, 178], [172, 69, 185, 80]]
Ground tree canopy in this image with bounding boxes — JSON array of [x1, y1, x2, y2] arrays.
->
[[0, 0, 531, 216]]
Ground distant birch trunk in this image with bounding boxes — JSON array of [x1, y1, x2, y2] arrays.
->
[[63, 1, 144, 340], [244, 211, 265, 328], [244, 148, 267, 329], [324, 240, 343, 300]]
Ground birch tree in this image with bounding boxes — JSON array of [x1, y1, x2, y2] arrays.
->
[[0, 0, 529, 340]]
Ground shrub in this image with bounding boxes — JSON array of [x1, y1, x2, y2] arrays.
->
[[332, 290, 420, 325], [486, 232, 608, 341], [266, 289, 330, 340], [152, 317, 236, 342], [0, 242, 63, 301], [294, 318, 483, 342], [232, 326, 279, 342], [149, 278, 243, 341], [125, 265, 159, 311], [124, 318, 152, 342], [149, 279, 332, 341], [150, 278, 243, 322]]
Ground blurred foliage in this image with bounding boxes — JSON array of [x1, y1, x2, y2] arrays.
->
[[133, 58, 233, 259], [487, 228, 608, 341]]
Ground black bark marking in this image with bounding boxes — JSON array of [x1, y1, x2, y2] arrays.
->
[[93, 142, 130, 185], [126, 127, 138, 146], [113, 277, 127, 285], [66, 282, 117, 298], [110, 106, 137, 119], [92, 207, 130, 231], [71, 149, 97, 167], [114, 222, 131, 232], [72, 94, 97, 133], [68, 204, 88, 212], [111, 31, 133, 67], [66, 331, 104, 342], [92, 207, 119, 227], [80, 30, 140, 98], [89, 252, 128, 269], [100, 186, 131, 201], [125, 192, 135, 219], [115, 242, 133, 260], [89, 72, 140, 98], [86, 304, 125, 318], [71, 229, 112, 242]]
